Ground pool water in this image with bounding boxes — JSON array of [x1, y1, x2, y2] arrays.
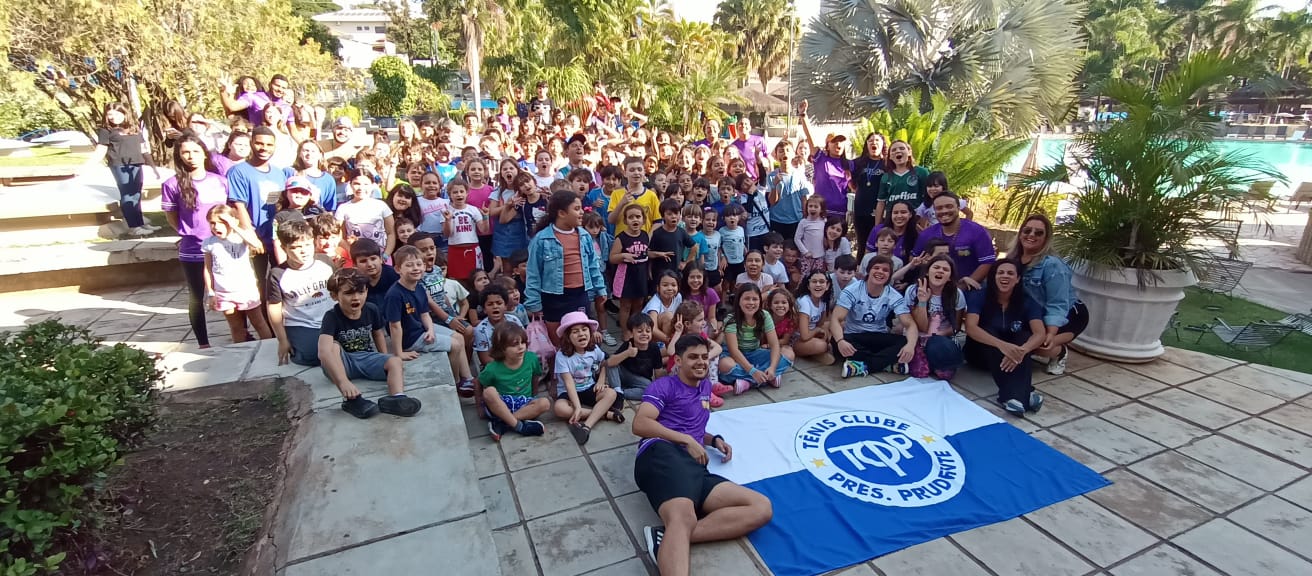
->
[[1004, 136, 1312, 195]]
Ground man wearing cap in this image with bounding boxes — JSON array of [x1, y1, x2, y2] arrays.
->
[[320, 117, 362, 163], [730, 116, 770, 181], [797, 100, 852, 220], [633, 334, 773, 576]]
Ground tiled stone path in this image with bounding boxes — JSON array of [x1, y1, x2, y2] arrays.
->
[[2, 283, 1311, 575]]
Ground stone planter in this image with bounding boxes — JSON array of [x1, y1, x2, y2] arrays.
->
[[1069, 263, 1196, 363]]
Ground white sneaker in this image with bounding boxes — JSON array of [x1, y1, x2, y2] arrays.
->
[[601, 332, 618, 347], [1046, 346, 1068, 375], [142, 223, 162, 232], [128, 226, 153, 236]]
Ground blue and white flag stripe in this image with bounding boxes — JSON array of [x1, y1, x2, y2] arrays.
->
[[706, 379, 1110, 576]]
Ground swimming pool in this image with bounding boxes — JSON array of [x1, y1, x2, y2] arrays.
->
[[1004, 136, 1312, 195]]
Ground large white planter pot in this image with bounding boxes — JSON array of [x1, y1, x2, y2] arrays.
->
[[1069, 263, 1196, 363]]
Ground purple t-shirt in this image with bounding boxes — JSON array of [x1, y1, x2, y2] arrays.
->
[[731, 135, 770, 179], [812, 150, 851, 218], [636, 374, 714, 456], [913, 219, 997, 276], [161, 172, 230, 262], [210, 151, 238, 178], [237, 91, 272, 126]]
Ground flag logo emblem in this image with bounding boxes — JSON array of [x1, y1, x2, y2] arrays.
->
[[795, 411, 965, 507]]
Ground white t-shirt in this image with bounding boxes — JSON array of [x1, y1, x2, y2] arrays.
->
[[417, 196, 450, 234], [797, 294, 827, 330], [473, 314, 524, 352], [642, 293, 683, 316], [446, 205, 484, 245], [735, 272, 775, 291], [903, 284, 967, 335], [823, 237, 853, 270], [443, 278, 469, 308], [554, 347, 606, 395], [201, 236, 259, 298], [763, 259, 788, 284], [533, 173, 556, 190], [335, 198, 392, 249]]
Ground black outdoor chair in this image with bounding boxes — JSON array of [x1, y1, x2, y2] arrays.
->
[[1197, 318, 1297, 359], [1195, 258, 1252, 298]]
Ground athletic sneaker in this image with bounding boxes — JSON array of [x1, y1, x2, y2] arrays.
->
[[1028, 392, 1044, 413], [378, 394, 422, 416], [770, 373, 783, 388], [643, 526, 664, 564], [457, 378, 476, 398], [734, 379, 753, 395], [1047, 346, 1068, 375], [601, 332, 618, 347], [516, 419, 545, 436], [128, 226, 154, 237], [1002, 398, 1026, 416], [488, 419, 508, 442], [341, 396, 379, 419], [889, 362, 910, 375], [841, 360, 868, 378]]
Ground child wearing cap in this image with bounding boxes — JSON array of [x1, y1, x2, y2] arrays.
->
[[552, 311, 622, 445], [271, 176, 325, 265]]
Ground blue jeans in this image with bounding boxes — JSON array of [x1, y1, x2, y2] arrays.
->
[[112, 164, 145, 228], [720, 348, 792, 383]]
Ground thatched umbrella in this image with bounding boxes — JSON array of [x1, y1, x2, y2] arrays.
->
[[720, 85, 790, 115]]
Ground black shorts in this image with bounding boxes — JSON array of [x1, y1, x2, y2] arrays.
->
[[724, 263, 745, 287], [542, 286, 589, 323], [556, 387, 599, 405], [634, 440, 729, 515], [1058, 301, 1089, 337], [703, 268, 722, 290]]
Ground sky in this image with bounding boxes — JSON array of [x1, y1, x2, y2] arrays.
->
[[671, 0, 820, 24]]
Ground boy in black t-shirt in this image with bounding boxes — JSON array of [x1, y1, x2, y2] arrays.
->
[[351, 238, 399, 311], [648, 199, 698, 285], [317, 267, 422, 419], [607, 314, 664, 400]]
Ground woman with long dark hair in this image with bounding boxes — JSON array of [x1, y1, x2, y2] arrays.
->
[[211, 129, 249, 177], [963, 259, 1046, 416], [852, 132, 887, 263], [867, 199, 920, 263], [93, 102, 159, 237], [1008, 214, 1088, 375], [524, 190, 608, 344], [219, 75, 271, 126], [161, 133, 230, 348]]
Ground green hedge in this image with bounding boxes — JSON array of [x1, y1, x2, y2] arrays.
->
[[0, 321, 161, 575]]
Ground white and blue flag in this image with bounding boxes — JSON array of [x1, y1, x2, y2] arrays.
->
[[707, 379, 1109, 576]]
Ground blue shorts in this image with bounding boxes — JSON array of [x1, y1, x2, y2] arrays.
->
[[486, 394, 534, 421], [287, 325, 321, 366], [337, 350, 391, 381]]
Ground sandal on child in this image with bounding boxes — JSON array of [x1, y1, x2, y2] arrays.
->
[[569, 423, 592, 445], [607, 405, 626, 423], [709, 394, 725, 408], [711, 382, 736, 397]]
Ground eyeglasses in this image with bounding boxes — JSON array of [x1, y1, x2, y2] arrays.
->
[[1020, 227, 1046, 237]]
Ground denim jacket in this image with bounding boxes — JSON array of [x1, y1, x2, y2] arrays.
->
[[525, 225, 608, 312], [1022, 255, 1076, 328]]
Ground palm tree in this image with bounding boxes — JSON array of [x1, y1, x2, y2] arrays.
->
[[1014, 53, 1283, 283], [713, 0, 799, 90], [607, 36, 671, 111], [791, 0, 1086, 135], [1265, 10, 1312, 78], [424, 0, 505, 115], [1207, 0, 1276, 58]]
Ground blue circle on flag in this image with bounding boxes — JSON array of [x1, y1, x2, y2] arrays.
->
[[824, 425, 934, 486]]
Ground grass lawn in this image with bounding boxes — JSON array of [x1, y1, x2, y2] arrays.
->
[[0, 146, 92, 168], [1161, 287, 1312, 374]]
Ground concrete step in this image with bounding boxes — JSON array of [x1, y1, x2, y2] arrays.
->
[[0, 235, 181, 293]]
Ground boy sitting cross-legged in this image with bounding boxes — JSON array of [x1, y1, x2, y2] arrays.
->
[[269, 220, 337, 366], [481, 321, 551, 441], [317, 267, 422, 418]]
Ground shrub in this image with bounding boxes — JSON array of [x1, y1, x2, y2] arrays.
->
[[0, 321, 161, 575]]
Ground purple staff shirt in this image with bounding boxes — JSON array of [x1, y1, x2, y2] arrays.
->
[[731, 135, 770, 179], [913, 219, 997, 275], [812, 150, 852, 218], [161, 172, 231, 262], [636, 374, 714, 456]]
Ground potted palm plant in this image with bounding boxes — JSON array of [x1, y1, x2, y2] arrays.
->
[[1016, 54, 1282, 362]]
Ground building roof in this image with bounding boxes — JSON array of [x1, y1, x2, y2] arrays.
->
[[312, 9, 391, 23]]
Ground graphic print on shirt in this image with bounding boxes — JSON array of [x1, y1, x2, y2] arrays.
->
[[336, 325, 374, 352]]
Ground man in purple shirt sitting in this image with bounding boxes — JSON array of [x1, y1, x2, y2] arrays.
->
[[913, 192, 996, 290], [633, 334, 773, 576]]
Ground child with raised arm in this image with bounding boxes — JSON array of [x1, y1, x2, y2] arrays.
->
[[202, 205, 273, 344], [317, 268, 422, 419], [481, 322, 551, 441], [666, 300, 725, 406], [553, 312, 623, 445]]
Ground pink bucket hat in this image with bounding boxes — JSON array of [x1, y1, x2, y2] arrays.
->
[[556, 311, 599, 338]]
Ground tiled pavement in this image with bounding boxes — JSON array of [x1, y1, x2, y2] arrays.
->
[[3, 283, 1312, 576]]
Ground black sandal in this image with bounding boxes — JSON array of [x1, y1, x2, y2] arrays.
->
[[607, 405, 626, 424], [569, 423, 591, 445]]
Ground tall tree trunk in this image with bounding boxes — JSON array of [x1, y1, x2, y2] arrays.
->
[[465, 17, 482, 117]]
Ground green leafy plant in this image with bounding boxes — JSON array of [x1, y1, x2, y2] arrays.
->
[[1014, 53, 1284, 285], [852, 94, 1030, 197], [0, 321, 161, 574], [364, 56, 449, 118]]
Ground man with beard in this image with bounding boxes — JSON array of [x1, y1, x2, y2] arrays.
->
[[913, 192, 995, 290], [228, 126, 287, 281], [320, 116, 363, 163], [632, 334, 773, 576]]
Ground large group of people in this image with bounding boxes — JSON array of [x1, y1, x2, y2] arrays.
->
[[94, 74, 1089, 575]]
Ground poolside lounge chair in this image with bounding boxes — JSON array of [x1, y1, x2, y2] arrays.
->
[[1195, 258, 1252, 297], [1197, 318, 1296, 359], [1224, 125, 1241, 138], [1273, 125, 1289, 140], [1244, 181, 1278, 212], [1279, 312, 1312, 337], [1236, 125, 1254, 139], [1291, 182, 1312, 210]]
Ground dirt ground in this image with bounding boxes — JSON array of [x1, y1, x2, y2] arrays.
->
[[75, 381, 292, 575]]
